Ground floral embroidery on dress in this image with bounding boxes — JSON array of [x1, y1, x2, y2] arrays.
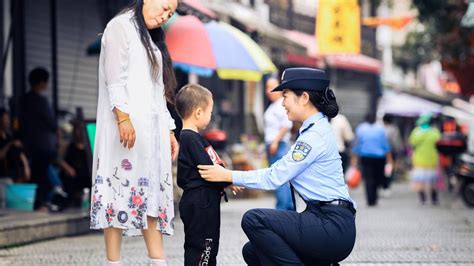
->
[[157, 206, 169, 229], [128, 186, 147, 228], [105, 203, 116, 226], [90, 185, 103, 228]]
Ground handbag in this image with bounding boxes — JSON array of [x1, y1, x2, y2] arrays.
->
[[345, 166, 362, 189]]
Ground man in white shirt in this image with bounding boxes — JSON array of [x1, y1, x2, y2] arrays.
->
[[263, 78, 294, 210], [330, 114, 354, 172]]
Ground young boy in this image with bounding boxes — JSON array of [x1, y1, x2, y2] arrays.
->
[[175, 84, 236, 266]]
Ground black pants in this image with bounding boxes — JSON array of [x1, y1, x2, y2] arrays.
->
[[241, 202, 356, 265], [179, 187, 222, 266], [360, 157, 386, 206], [30, 150, 54, 209]]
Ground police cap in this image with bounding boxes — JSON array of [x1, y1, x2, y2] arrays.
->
[[272, 67, 330, 92]]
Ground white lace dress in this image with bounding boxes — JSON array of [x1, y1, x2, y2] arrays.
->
[[90, 11, 175, 236]]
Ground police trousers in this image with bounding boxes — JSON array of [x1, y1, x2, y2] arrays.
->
[[241, 201, 356, 265], [179, 187, 222, 266]]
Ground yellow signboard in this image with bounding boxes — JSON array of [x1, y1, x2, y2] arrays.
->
[[316, 0, 361, 54]]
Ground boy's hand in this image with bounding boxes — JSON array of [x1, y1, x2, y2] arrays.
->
[[170, 132, 179, 161], [227, 185, 244, 195]]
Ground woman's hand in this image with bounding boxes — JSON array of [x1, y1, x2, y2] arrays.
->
[[118, 120, 135, 149], [198, 164, 233, 183], [170, 132, 179, 161], [114, 108, 135, 149]]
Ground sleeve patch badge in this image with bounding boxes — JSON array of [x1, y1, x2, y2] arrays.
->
[[292, 141, 312, 162], [205, 145, 223, 165]]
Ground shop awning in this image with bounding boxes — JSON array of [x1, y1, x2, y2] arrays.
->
[[286, 52, 318, 67], [283, 29, 382, 73], [442, 106, 474, 124], [377, 90, 443, 117], [324, 54, 382, 74], [204, 2, 306, 55]]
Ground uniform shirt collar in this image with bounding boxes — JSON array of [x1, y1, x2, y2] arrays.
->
[[300, 112, 325, 134]]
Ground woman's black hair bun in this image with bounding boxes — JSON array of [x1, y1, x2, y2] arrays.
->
[[321, 88, 339, 118]]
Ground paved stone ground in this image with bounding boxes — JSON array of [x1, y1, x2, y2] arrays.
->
[[1, 182, 473, 265]]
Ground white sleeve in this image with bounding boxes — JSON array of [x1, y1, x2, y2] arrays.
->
[[103, 19, 130, 114], [165, 104, 176, 130], [342, 115, 355, 142]]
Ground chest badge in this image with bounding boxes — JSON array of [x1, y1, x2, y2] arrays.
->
[[292, 141, 312, 162]]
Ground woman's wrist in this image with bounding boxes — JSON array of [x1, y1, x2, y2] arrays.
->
[[114, 107, 130, 121], [117, 118, 130, 125]]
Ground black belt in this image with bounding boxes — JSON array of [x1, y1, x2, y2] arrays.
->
[[319, 199, 356, 215]]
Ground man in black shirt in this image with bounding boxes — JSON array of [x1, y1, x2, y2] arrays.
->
[[175, 84, 239, 266], [20, 67, 57, 210]]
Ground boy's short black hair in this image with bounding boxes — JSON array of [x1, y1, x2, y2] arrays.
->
[[28, 67, 49, 87], [175, 84, 212, 120]]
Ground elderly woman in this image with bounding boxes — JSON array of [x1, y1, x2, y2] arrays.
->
[[90, 1, 179, 265]]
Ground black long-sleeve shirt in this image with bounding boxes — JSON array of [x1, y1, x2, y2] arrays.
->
[[177, 129, 231, 190], [20, 91, 57, 154]]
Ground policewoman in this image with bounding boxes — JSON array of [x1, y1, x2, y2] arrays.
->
[[198, 68, 356, 265]]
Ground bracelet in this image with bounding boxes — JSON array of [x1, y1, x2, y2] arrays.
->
[[117, 118, 130, 125]]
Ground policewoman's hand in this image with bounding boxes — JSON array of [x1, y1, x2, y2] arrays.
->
[[198, 164, 233, 183]]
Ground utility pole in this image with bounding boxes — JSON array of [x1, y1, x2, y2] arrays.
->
[[12, 0, 25, 122], [50, 0, 58, 117]]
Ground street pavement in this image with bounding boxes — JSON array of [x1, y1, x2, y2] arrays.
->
[[1, 181, 473, 265]]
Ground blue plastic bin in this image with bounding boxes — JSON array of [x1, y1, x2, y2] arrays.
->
[[5, 183, 37, 211]]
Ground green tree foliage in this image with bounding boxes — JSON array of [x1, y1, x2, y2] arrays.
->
[[394, 0, 472, 71]]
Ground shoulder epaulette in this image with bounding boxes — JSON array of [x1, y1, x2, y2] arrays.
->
[[301, 123, 315, 135]]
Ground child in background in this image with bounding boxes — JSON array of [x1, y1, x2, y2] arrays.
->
[[175, 84, 241, 266]]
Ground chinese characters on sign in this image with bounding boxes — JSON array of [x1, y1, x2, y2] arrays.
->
[[316, 0, 361, 54]]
